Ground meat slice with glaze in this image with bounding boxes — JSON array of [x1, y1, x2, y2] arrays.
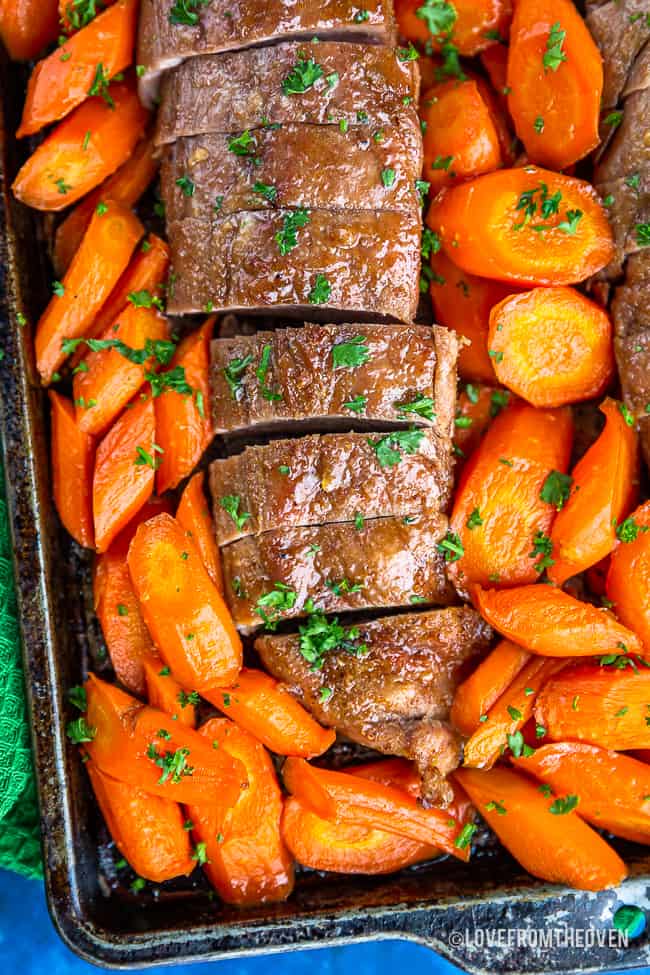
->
[[256, 607, 493, 806], [210, 323, 457, 439], [138, 0, 397, 105], [221, 512, 456, 633], [165, 209, 421, 322], [209, 429, 453, 545], [612, 253, 650, 461]]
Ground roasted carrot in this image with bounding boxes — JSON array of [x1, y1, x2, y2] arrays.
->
[[474, 584, 647, 658], [454, 766, 626, 891], [93, 498, 172, 696], [49, 391, 95, 548], [420, 80, 502, 192], [60, 0, 116, 33], [427, 166, 614, 286], [35, 200, 143, 384], [202, 668, 336, 759], [13, 78, 149, 211], [394, 0, 512, 56], [176, 472, 223, 593], [429, 250, 516, 383], [155, 318, 214, 495], [73, 305, 169, 437], [93, 395, 156, 553], [17, 0, 138, 138], [513, 743, 650, 845], [480, 43, 509, 109], [283, 758, 471, 862], [462, 655, 565, 768], [142, 653, 197, 728], [487, 288, 615, 408], [448, 401, 573, 589], [53, 136, 158, 277], [507, 0, 603, 170], [453, 383, 510, 463], [548, 399, 639, 585], [450, 639, 531, 736], [474, 74, 516, 167], [127, 513, 242, 690], [607, 501, 650, 649], [186, 718, 294, 906], [86, 762, 194, 882], [0, 0, 58, 61], [535, 662, 650, 751], [83, 674, 246, 805]]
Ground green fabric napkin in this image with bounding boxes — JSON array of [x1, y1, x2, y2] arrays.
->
[[0, 460, 42, 878]]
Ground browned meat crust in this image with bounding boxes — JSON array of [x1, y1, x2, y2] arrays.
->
[[612, 253, 650, 460], [586, 0, 650, 109]]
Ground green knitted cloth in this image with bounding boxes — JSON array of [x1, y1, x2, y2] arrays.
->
[[0, 460, 42, 878]]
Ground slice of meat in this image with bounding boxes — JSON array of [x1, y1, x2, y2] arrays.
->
[[161, 124, 421, 221], [210, 323, 457, 439], [138, 0, 397, 106], [586, 0, 650, 109], [255, 606, 493, 806], [209, 430, 453, 545], [155, 41, 419, 147], [611, 251, 650, 461], [221, 512, 456, 633], [165, 209, 421, 323]]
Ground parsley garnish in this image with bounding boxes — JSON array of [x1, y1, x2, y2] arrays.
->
[[421, 227, 441, 260], [529, 531, 554, 573], [228, 130, 256, 156], [134, 444, 163, 470], [275, 208, 310, 254], [281, 57, 324, 95], [397, 42, 419, 62], [308, 274, 332, 305], [127, 289, 164, 311], [354, 512, 364, 530], [603, 110, 623, 128], [435, 41, 466, 81], [88, 62, 114, 107], [436, 531, 464, 563], [543, 22, 567, 72], [331, 335, 370, 369], [549, 795, 579, 815], [146, 744, 194, 784], [557, 209, 583, 234], [66, 717, 96, 744], [367, 428, 425, 468], [169, 0, 209, 26], [68, 686, 87, 711], [252, 181, 277, 203], [395, 394, 436, 420], [298, 610, 367, 670], [175, 174, 195, 197], [381, 168, 396, 188], [343, 395, 367, 413], [616, 516, 649, 543], [416, 0, 457, 37], [63, 0, 105, 30], [466, 508, 483, 530], [256, 344, 282, 401], [192, 842, 209, 865], [255, 583, 297, 628], [540, 470, 573, 510], [223, 354, 253, 399], [636, 223, 650, 247], [326, 577, 362, 596], [454, 823, 476, 850], [534, 116, 544, 134]]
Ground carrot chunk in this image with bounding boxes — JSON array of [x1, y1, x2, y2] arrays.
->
[[176, 471, 223, 593], [142, 653, 197, 728], [60, 0, 117, 33], [454, 766, 626, 891], [93, 396, 156, 553], [49, 391, 95, 548], [0, 0, 58, 61], [394, 0, 512, 56], [427, 166, 614, 286], [607, 501, 650, 649], [507, 0, 603, 170], [35, 200, 143, 384], [450, 639, 531, 736], [480, 44, 509, 108], [453, 383, 511, 465], [548, 399, 639, 585], [13, 78, 149, 211], [127, 513, 242, 690]]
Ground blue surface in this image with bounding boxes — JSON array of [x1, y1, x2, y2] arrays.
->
[[0, 869, 647, 975]]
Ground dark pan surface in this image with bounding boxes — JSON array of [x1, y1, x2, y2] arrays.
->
[[1, 45, 650, 975]]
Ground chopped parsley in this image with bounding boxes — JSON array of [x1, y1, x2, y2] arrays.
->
[[252, 181, 277, 203], [281, 57, 324, 95], [381, 168, 396, 188], [219, 495, 251, 531], [228, 130, 256, 156], [66, 717, 96, 744], [636, 223, 650, 247], [344, 394, 367, 413], [549, 794, 579, 815], [540, 470, 573, 510], [416, 0, 457, 37], [255, 583, 297, 628], [134, 444, 163, 470], [367, 427, 425, 467], [616, 516, 649, 542], [534, 116, 545, 134], [354, 512, 365, 531], [146, 744, 194, 785], [255, 344, 282, 401], [557, 209, 583, 234], [421, 227, 441, 260], [223, 353, 253, 399], [466, 508, 483, 530], [64, 0, 106, 30], [298, 610, 367, 670], [543, 21, 567, 72], [326, 577, 362, 596], [275, 208, 310, 255], [308, 274, 332, 305], [168, 0, 209, 26], [436, 531, 464, 563], [68, 686, 87, 711], [529, 531, 554, 574], [454, 822, 476, 850], [603, 110, 623, 128], [397, 43, 420, 62], [175, 174, 195, 197], [435, 41, 466, 81], [395, 394, 436, 420], [191, 842, 208, 866], [331, 335, 370, 369], [88, 62, 114, 108]]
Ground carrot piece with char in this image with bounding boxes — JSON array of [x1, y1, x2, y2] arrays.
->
[[394, 0, 512, 56], [548, 399, 639, 585], [450, 639, 531, 736], [142, 653, 197, 728], [176, 471, 223, 593], [127, 513, 242, 690], [49, 391, 95, 548], [454, 766, 627, 891], [607, 501, 650, 649], [0, 0, 58, 61], [35, 200, 143, 384], [13, 78, 149, 211], [86, 761, 194, 882]]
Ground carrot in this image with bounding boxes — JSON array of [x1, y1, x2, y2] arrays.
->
[[35, 200, 143, 384], [83, 674, 246, 805], [474, 74, 516, 167], [474, 584, 647, 658], [507, 0, 603, 170], [49, 391, 95, 548], [454, 766, 626, 891], [12, 78, 149, 211], [453, 383, 510, 463], [0, 0, 58, 61], [535, 662, 650, 751], [86, 762, 194, 882], [60, 0, 116, 33], [186, 718, 294, 906], [53, 136, 158, 277], [17, 0, 138, 138], [73, 305, 169, 437], [283, 758, 471, 862], [127, 513, 242, 690], [202, 668, 335, 759], [448, 401, 573, 589], [155, 318, 214, 495], [93, 498, 172, 696], [607, 501, 650, 649], [429, 249, 516, 383], [462, 655, 565, 768], [427, 166, 614, 286], [450, 639, 531, 736], [487, 288, 615, 408], [93, 395, 156, 553], [513, 743, 650, 845], [420, 79, 502, 192], [480, 43, 509, 108], [142, 653, 197, 728], [176, 472, 223, 593], [394, 0, 512, 56], [548, 399, 639, 585]]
